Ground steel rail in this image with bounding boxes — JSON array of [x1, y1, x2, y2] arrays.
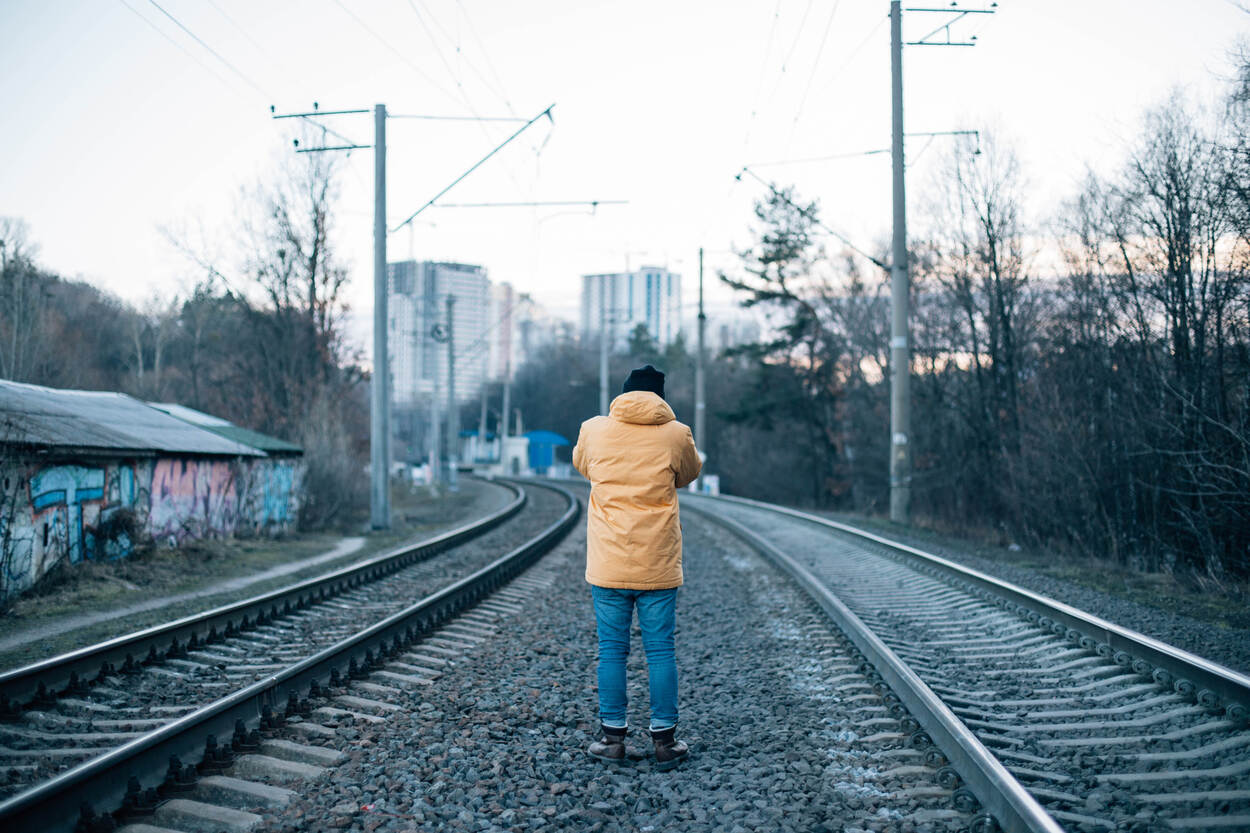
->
[[701, 492, 1250, 721], [0, 478, 526, 714], [688, 503, 1063, 833], [0, 481, 579, 833]]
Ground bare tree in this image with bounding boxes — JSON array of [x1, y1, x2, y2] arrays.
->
[[0, 218, 50, 383]]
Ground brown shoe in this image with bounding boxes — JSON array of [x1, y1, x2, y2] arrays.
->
[[587, 725, 627, 764], [651, 727, 689, 771]]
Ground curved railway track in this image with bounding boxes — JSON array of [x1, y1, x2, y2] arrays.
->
[[688, 492, 1250, 833], [0, 479, 580, 833]]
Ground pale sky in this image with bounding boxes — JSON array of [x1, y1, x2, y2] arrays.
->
[[3, 1, 1248, 350]]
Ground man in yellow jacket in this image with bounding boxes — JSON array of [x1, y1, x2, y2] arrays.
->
[[571, 365, 702, 771]]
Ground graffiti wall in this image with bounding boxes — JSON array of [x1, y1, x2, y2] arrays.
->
[[0, 455, 304, 598]]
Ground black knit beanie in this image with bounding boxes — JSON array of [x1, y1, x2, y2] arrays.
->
[[622, 365, 665, 399]]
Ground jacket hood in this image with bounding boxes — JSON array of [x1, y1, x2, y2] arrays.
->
[[609, 390, 675, 425]]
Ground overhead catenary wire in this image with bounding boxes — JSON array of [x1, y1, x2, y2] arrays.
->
[[452, 0, 518, 115], [388, 113, 527, 122], [747, 130, 980, 168], [331, 0, 459, 105], [800, 13, 889, 128], [789, 0, 844, 146], [735, 166, 888, 271], [391, 105, 556, 232], [146, 0, 272, 100], [748, 147, 890, 168], [403, 0, 493, 115], [398, 0, 532, 198], [406, 0, 514, 115], [206, 0, 268, 56], [134, 2, 361, 149], [742, 0, 785, 154], [764, 0, 818, 106], [116, 0, 236, 92], [430, 200, 627, 209]]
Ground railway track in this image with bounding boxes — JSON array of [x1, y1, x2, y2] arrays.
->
[[688, 493, 1250, 833], [0, 479, 580, 833]]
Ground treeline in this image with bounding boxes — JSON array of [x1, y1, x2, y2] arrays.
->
[[0, 151, 369, 530], [718, 67, 1250, 579], [510, 323, 837, 505]]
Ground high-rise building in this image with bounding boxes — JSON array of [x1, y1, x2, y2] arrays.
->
[[580, 267, 683, 351], [514, 296, 571, 368], [486, 282, 515, 383], [388, 260, 491, 406]]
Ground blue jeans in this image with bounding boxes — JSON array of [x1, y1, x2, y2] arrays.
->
[[591, 585, 679, 731]]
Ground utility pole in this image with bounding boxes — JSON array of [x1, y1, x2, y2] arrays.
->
[[477, 384, 488, 463], [501, 353, 511, 442], [888, 3, 911, 524], [695, 247, 707, 493], [429, 338, 441, 487], [445, 295, 457, 486], [500, 295, 514, 460], [599, 275, 610, 415], [371, 103, 390, 529], [271, 101, 553, 513], [887, 2, 995, 524]]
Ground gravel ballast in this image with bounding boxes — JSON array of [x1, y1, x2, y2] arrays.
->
[[694, 497, 1250, 832], [255, 504, 968, 833], [0, 484, 570, 799], [805, 509, 1250, 676]]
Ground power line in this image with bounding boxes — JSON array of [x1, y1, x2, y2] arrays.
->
[[116, 0, 236, 92], [206, 0, 267, 56], [398, 0, 531, 198], [748, 147, 889, 168], [138, 0, 360, 149], [764, 0, 817, 105], [452, 0, 518, 115], [735, 166, 887, 271], [331, 0, 458, 104], [748, 130, 979, 168], [806, 13, 888, 119], [388, 113, 526, 122], [742, 0, 784, 154], [431, 200, 627, 209], [789, 0, 843, 144], [392, 105, 556, 232], [406, 0, 513, 115], [147, 0, 271, 100], [403, 0, 486, 113]]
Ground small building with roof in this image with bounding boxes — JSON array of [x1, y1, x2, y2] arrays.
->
[[523, 430, 570, 476], [0, 380, 305, 598]]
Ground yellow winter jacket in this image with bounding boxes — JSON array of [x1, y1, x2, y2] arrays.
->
[[572, 391, 703, 590]]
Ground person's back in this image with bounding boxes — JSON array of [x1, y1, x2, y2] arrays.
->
[[572, 365, 701, 770], [575, 389, 699, 590]]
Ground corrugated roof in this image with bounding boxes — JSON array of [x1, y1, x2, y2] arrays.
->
[[208, 425, 302, 455], [147, 402, 233, 428], [148, 403, 302, 455], [0, 380, 264, 457]]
